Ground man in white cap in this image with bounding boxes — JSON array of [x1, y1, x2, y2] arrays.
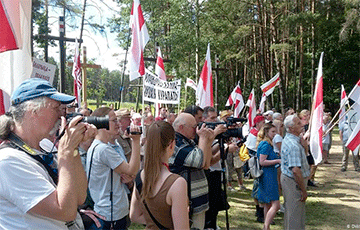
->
[[263, 110, 274, 123]]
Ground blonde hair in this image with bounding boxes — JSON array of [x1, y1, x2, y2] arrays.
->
[[142, 120, 175, 200], [256, 123, 276, 148]]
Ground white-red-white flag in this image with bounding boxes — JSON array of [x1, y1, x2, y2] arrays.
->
[[349, 79, 360, 105], [185, 78, 197, 91], [345, 119, 360, 151], [196, 43, 213, 108], [0, 0, 32, 108], [226, 83, 244, 118], [155, 47, 166, 81], [246, 89, 257, 127], [128, 0, 149, 81], [339, 84, 348, 126], [72, 39, 82, 107], [260, 72, 280, 96], [259, 93, 266, 114], [309, 52, 324, 165], [0, 89, 10, 115]]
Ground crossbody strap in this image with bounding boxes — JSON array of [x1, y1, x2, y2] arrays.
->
[[6, 133, 59, 184], [134, 171, 169, 230]]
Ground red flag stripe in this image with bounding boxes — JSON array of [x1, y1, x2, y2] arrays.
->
[[347, 129, 360, 151], [262, 77, 280, 93], [0, 1, 19, 52]]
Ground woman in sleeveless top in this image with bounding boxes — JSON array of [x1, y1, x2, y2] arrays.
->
[[130, 120, 189, 229]]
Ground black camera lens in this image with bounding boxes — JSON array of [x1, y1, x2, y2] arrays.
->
[[83, 116, 109, 130]]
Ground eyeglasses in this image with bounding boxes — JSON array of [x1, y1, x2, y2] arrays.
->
[[185, 124, 197, 129]]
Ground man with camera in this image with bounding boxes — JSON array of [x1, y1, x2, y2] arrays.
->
[[0, 78, 97, 229], [202, 106, 233, 229], [86, 107, 141, 229], [169, 112, 216, 229]]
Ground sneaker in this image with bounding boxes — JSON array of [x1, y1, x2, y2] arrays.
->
[[279, 204, 285, 213], [227, 186, 236, 192], [341, 168, 346, 172], [324, 161, 331, 164], [307, 180, 318, 187]]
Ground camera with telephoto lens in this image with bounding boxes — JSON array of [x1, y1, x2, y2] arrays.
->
[[126, 126, 143, 135], [66, 112, 109, 130], [198, 117, 246, 140]]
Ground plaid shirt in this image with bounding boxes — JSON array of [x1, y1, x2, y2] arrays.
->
[[169, 133, 209, 214], [281, 133, 310, 178]]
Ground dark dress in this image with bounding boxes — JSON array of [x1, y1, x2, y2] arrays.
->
[[257, 141, 280, 203]]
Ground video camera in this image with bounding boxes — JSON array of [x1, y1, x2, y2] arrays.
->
[[126, 126, 143, 135], [66, 112, 109, 130], [198, 117, 247, 139]]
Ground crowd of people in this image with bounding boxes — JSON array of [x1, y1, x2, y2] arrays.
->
[[0, 78, 358, 230]]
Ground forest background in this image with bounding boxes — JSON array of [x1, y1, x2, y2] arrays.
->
[[32, 0, 360, 115]]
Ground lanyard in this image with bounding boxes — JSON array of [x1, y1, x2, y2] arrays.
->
[[7, 132, 59, 184]]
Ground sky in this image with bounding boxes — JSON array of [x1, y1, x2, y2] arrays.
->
[[44, 0, 126, 72]]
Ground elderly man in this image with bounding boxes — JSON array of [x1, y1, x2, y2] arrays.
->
[[0, 78, 97, 229], [169, 113, 215, 229], [115, 109, 133, 160], [281, 114, 310, 230]]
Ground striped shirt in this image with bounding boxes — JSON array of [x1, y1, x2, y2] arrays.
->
[[169, 133, 209, 214], [281, 133, 310, 178]]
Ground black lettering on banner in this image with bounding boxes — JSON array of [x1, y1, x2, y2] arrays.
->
[[144, 85, 156, 99]]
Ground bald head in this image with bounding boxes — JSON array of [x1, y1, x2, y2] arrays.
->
[[173, 113, 197, 139]]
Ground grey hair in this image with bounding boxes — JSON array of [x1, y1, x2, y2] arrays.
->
[[0, 97, 48, 140], [284, 114, 297, 132], [172, 116, 183, 132], [273, 112, 282, 120]]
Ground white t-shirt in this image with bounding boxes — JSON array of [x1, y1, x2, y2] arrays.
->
[[272, 134, 283, 153], [244, 133, 257, 152], [0, 147, 67, 229], [86, 139, 129, 221]]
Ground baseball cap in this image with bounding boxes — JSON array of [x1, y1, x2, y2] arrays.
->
[[263, 110, 274, 116], [253, 115, 265, 126], [11, 78, 75, 105]]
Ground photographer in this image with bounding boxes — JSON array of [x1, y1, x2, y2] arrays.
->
[[169, 112, 215, 229], [202, 106, 228, 229], [86, 107, 141, 229], [0, 78, 97, 229]]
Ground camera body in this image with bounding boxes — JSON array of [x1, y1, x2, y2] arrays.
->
[[126, 126, 143, 135], [198, 116, 246, 140], [66, 112, 109, 130]]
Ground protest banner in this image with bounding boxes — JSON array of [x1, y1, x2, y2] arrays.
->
[[31, 58, 56, 85], [143, 69, 181, 104]]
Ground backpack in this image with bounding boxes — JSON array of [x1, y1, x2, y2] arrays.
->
[[248, 155, 263, 178]]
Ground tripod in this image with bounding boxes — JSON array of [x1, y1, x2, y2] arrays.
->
[[218, 138, 230, 230]]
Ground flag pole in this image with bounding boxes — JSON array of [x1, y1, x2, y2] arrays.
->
[[323, 102, 355, 136], [327, 80, 359, 130]]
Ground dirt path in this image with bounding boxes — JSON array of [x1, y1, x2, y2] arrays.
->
[[307, 133, 360, 229]]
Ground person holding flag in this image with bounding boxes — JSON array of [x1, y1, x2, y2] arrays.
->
[[339, 116, 360, 172]]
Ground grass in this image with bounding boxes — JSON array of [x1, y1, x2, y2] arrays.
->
[[127, 129, 360, 229]]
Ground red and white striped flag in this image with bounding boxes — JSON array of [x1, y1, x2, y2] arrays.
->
[[128, 0, 149, 81], [246, 89, 257, 127], [72, 39, 82, 107], [155, 47, 166, 80], [258, 93, 266, 114], [226, 83, 244, 118], [196, 43, 213, 108], [309, 52, 324, 165], [339, 84, 348, 126], [260, 72, 280, 96], [345, 119, 360, 151], [0, 89, 10, 115], [0, 0, 22, 52], [0, 0, 32, 108], [185, 78, 197, 91]]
